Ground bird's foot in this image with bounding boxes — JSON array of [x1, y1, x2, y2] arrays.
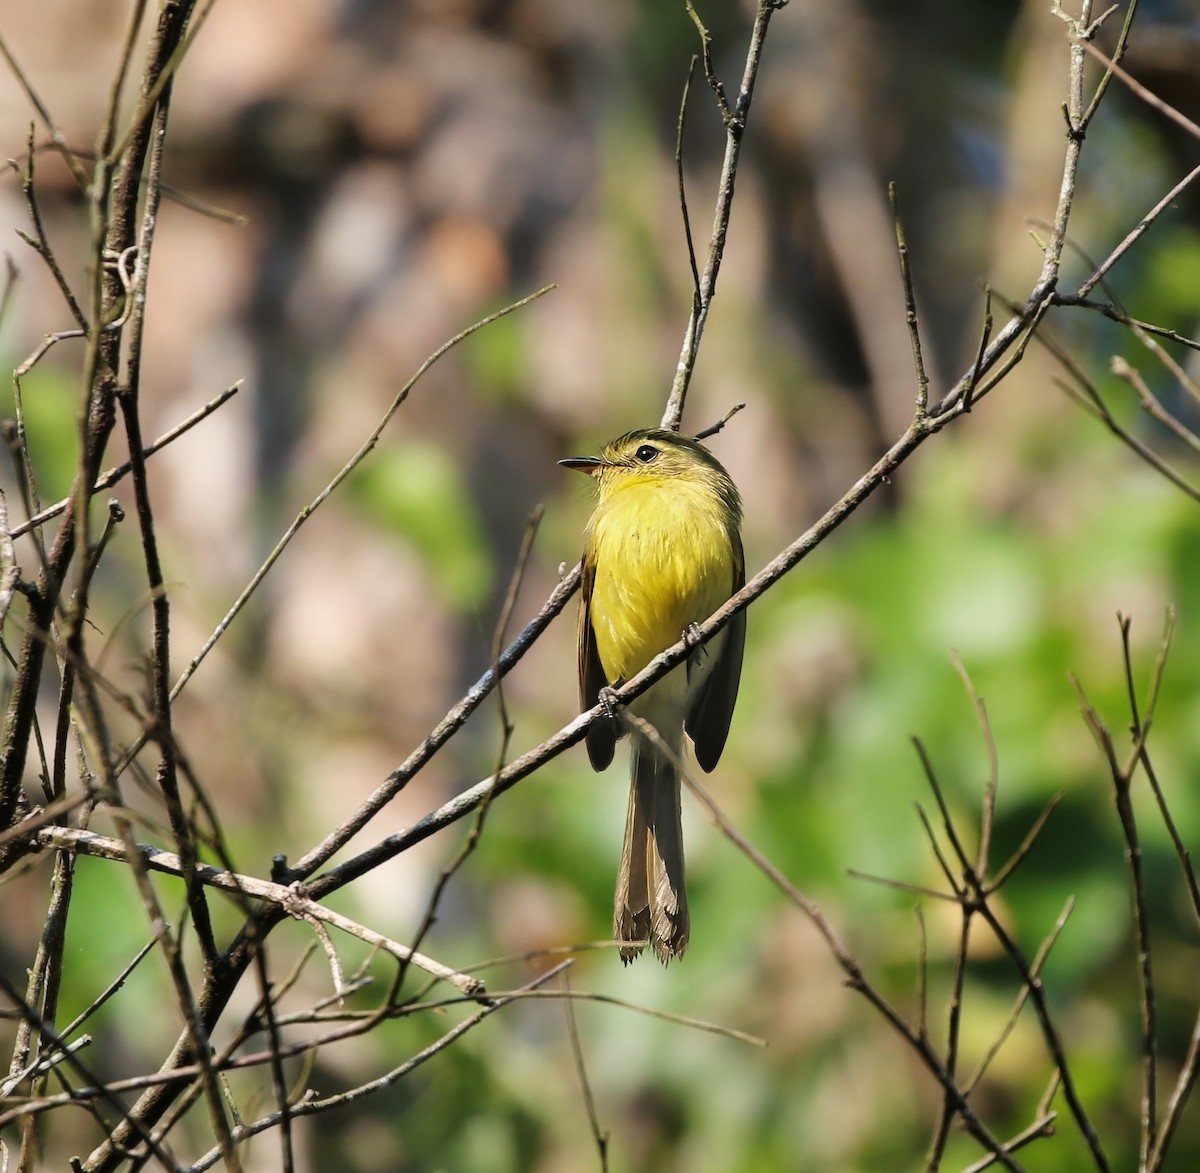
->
[[684, 622, 707, 682], [597, 685, 622, 720]]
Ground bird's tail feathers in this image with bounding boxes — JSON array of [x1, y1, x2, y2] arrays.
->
[[614, 734, 688, 964]]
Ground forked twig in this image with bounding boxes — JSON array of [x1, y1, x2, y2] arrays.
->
[[663, 0, 785, 430], [181, 963, 574, 1173], [914, 739, 1110, 1172], [10, 384, 241, 539], [34, 826, 484, 997]]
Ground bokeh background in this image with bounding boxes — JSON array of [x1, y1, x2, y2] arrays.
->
[[2, 0, 1200, 1169]]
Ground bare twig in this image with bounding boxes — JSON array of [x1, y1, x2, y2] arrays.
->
[[13, 129, 87, 330], [664, 0, 784, 430], [962, 898, 1075, 1096], [385, 505, 543, 1004], [1080, 40, 1200, 142], [1110, 356, 1200, 456], [1077, 163, 1200, 298], [10, 384, 241, 540], [1149, 1008, 1200, 1172], [1057, 373, 1200, 502], [167, 285, 553, 715], [0, 34, 90, 188], [22, 3, 1157, 1165], [926, 885, 974, 1170], [889, 183, 930, 418], [624, 715, 1026, 1173], [962, 287, 994, 412], [987, 793, 1066, 895], [33, 826, 484, 997], [179, 963, 573, 1173], [1078, 0, 1140, 129], [914, 738, 1109, 1171], [0, 969, 177, 1166], [1053, 296, 1200, 354], [1073, 617, 1166, 1167], [915, 904, 929, 1044], [960, 1114, 1058, 1173], [693, 403, 746, 441], [675, 54, 702, 306], [562, 971, 609, 1172], [950, 654, 998, 879]]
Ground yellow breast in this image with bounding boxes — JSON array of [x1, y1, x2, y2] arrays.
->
[[586, 476, 734, 684]]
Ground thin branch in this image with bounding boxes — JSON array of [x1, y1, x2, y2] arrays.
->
[[178, 964, 572, 1173], [845, 870, 960, 903], [962, 897, 1075, 1096], [974, 884, 1109, 1171], [13, 129, 87, 330], [962, 287, 994, 412], [10, 384, 241, 540], [1052, 296, 1200, 354], [1110, 356, 1200, 456], [0, 492, 19, 635], [625, 715, 1026, 1172], [33, 826, 485, 997], [1058, 374, 1200, 502], [675, 54, 702, 306], [960, 1114, 1058, 1173], [1078, 0, 1140, 129], [915, 802, 965, 899], [56, 936, 158, 1042], [1077, 163, 1200, 298], [663, 0, 783, 430], [165, 285, 554, 715], [987, 793, 1066, 895], [1080, 40, 1200, 142], [915, 738, 1110, 1171], [915, 903, 929, 1044], [1125, 316, 1200, 412], [561, 971, 609, 1172], [1027, 287, 1200, 501], [950, 653, 999, 880], [0, 34, 90, 188], [0, 968, 179, 1167], [889, 182, 930, 418], [926, 886, 974, 1170], [118, 88, 221, 973], [693, 402, 745, 441], [1148, 1007, 1200, 1172], [385, 506, 543, 1005], [1075, 620, 1159, 1166]]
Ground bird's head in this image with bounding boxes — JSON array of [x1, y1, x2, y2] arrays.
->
[[559, 428, 740, 518]]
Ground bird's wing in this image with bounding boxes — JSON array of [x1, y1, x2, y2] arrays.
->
[[579, 550, 616, 770], [686, 533, 745, 772]]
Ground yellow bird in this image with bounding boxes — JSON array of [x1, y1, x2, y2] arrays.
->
[[560, 428, 745, 963]]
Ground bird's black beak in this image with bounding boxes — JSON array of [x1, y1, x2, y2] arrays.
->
[[558, 455, 604, 475]]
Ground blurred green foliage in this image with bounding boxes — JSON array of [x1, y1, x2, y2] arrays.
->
[[11, 366, 77, 501], [350, 443, 493, 612]]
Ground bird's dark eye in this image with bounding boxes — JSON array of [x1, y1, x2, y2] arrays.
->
[[634, 444, 659, 463]]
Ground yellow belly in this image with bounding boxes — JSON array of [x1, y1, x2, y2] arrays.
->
[[586, 477, 734, 685]]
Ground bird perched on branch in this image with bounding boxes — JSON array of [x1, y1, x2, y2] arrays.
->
[[560, 428, 745, 963]]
